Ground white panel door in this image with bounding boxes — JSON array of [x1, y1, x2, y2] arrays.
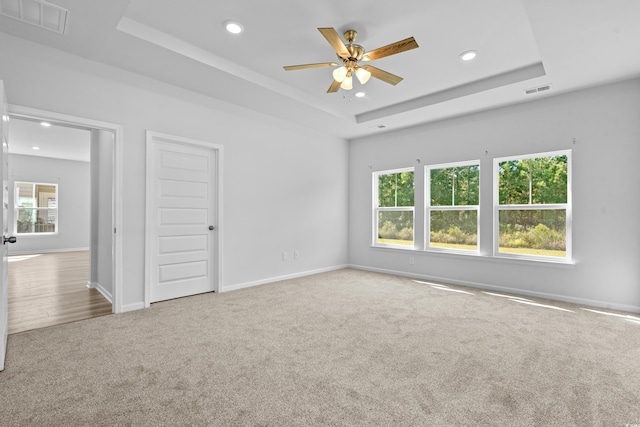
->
[[147, 134, 217, 303], [0, 82, 13, 370]]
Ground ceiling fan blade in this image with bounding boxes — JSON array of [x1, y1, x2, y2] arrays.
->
[[364, 37, 419, 61], [361, 65, 403, 85], [327, 79, 341, 93], [283, 62, 338, 71], [318, 27, 350, 58]]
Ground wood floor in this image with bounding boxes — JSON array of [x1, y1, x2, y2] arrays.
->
[[8, 251, 112, 334]]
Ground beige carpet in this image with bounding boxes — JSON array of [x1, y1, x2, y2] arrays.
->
[[1, 268, 639, 426]]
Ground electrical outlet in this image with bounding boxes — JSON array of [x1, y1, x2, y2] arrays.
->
[[409, 256, 415, 265], [282, 251, 288, 261], [294, 250, 299, 259]]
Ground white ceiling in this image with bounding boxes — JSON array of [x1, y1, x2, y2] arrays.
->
[[8, 117, 90, 162], [1, 0, 639, 139]]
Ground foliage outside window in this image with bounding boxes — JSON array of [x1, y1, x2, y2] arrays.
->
[[495, 151, 570, 260], [15, 182, 58, 234], [373, 168, 414, 247], [426, 161, 480, 252]]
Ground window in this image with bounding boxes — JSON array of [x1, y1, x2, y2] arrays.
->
[[494, 151, 570, 260], [15, 182, 58, 234], [373, 168, 414, 247], [426, 161, 480, 252]]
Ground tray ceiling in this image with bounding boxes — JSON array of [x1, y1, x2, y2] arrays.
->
[[1, 0, 639, 139]]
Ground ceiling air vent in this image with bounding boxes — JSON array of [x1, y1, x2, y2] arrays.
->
[[525, 84, 552, 95], [0, 0, 68, 34]]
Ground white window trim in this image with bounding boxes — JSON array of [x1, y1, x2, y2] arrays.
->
[[493, 149, 572, 262], [372, 167, 415, 248], [14, 181, 59, 236], [425, 160, 480, 254]]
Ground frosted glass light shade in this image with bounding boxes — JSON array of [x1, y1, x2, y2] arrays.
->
[[340, 74, 353, 90], [355, 67, 371, 84], [332, 66, 348, 82]]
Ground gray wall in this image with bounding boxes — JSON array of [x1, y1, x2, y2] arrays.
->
[[349, 78, 640, 312], [8, 154, 90, 254], [0, 32, 349, 311]]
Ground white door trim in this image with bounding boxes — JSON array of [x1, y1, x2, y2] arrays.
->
[[144, 131, 223, 307], [8, 105, 125, 314]]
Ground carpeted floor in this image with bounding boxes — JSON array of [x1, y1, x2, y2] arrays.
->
[[1, 268, 639, 426]]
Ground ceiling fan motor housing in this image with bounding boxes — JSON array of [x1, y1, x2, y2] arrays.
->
[[346, 44, 365, 61]]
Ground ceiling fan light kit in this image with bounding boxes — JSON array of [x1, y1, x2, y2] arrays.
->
[[283, 28, 418, 93], [332, 66, 348, 82], [355, 67, 371, 84], [340, 71, 353, 90]]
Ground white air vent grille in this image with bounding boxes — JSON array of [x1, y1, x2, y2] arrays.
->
[[0, 0, 68, 34], [525, 84, 552, 95]]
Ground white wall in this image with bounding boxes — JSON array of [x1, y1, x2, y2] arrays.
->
[[0, 33, 349, 310], [349, 79, 640, 312], [90, 129, 114, 300], [8, 153, 90, 254]]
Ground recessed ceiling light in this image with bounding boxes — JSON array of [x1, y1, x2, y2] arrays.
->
[[40, 121, 51, 127], [460, 50, 478, 61], [32, 146, 40, 150], [224, 21, 243, 34], [355, 92, 366, 98]]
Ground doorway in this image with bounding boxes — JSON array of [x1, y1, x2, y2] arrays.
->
[[7, 116, 111, 333], [6, 106, 123, 329]]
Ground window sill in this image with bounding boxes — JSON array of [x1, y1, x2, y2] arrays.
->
[[370, 245, 575, 269], [485, 254, 575, 268], [371, 244, 418, 252]]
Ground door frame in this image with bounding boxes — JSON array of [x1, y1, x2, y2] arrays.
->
[[144, 131, 223, 307], [8, 105, 124, 314]]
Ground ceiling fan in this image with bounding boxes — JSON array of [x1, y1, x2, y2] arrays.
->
[[283, 28, 419, 93]]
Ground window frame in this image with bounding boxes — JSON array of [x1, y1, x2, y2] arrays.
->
[[14, 181, 59, 236], [425, 160, 480, 254], [493, 150, 572, 262], [372, 167, 415, 248]]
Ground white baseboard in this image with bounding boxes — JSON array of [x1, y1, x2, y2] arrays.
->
[[348, 264, 640, 314], [98, 284, 113, 304], [87, 281, 113, 304], [124, 265, 348, 312], [9, 247, 90, 256], [221, 264, 349, 293], [121, 302, 145, 313]]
